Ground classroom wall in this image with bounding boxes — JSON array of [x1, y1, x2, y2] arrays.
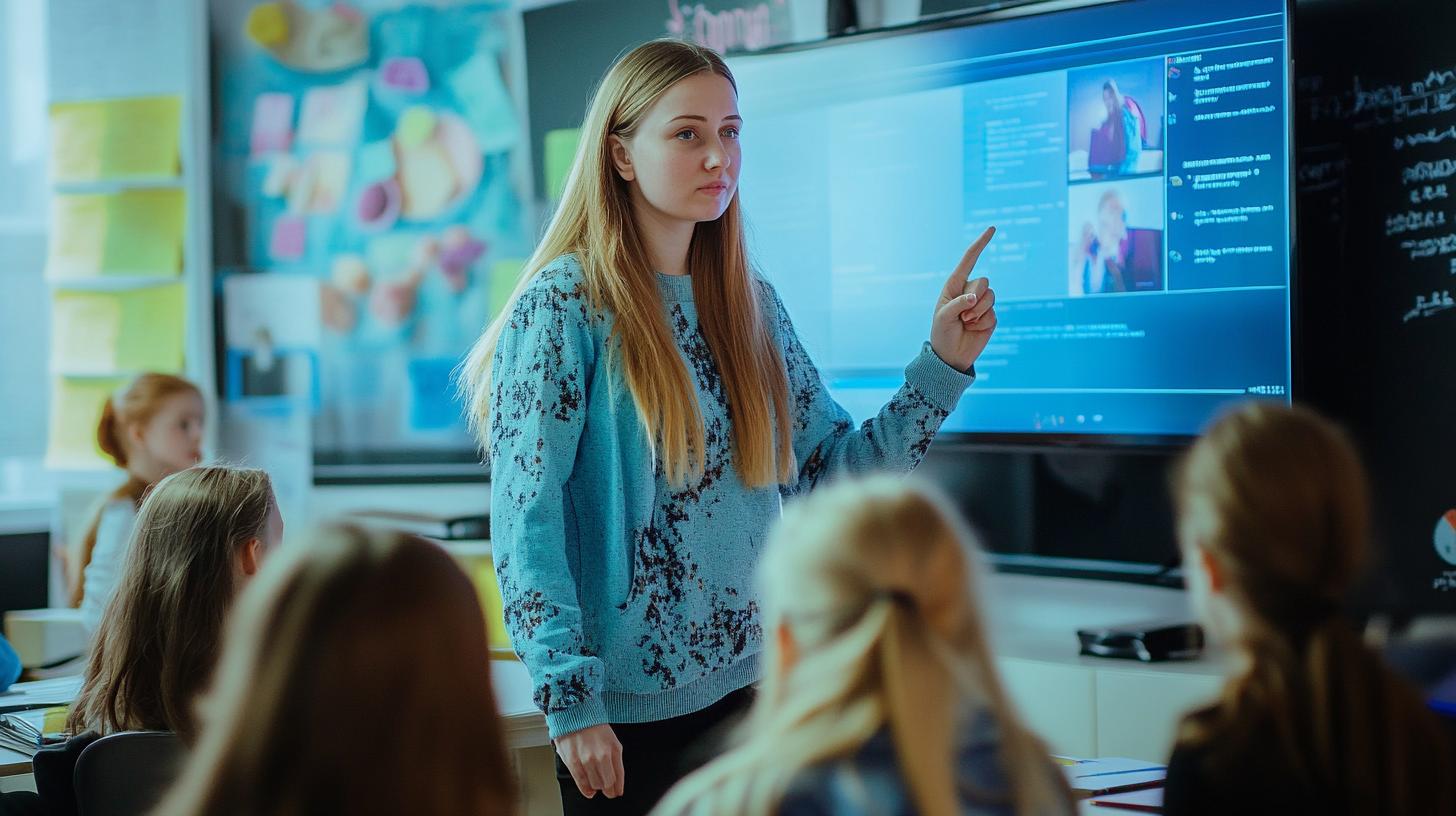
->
[[0, 3, 50, 462], [0, 230, 50, 460]]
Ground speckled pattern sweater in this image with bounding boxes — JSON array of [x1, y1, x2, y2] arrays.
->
[[488, 253, 974, 738]]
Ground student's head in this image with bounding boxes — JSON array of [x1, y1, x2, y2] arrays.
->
[[69, 466, 280, 740], [658, 476, 1068, 816], [462, 39, 792, 489], [157, 525, 513, 816], [1173, 401, 1368, 644], [1172, 402, 1454, 814], [97, 373, 204, 484], [1095, 189, 1127, 248], [1101, 79, 1122, 117]]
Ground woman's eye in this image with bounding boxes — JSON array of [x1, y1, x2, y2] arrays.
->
[[721, 127, 740, 139], [675, 129, 696, 141]]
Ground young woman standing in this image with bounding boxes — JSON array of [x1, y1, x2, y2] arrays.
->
[[462, 38, 998, 813]]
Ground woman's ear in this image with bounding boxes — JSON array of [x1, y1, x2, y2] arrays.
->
[[608, 134, 635, 182], [240, 538, 264, 578]]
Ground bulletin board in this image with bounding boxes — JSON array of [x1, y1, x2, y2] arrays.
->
[[210, 0, 533, 479]]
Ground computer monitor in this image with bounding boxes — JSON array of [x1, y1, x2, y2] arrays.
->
[[728, 0, 1294, 445]]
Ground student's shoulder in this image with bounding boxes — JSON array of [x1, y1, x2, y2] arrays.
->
[[522, 253, 590, 300]]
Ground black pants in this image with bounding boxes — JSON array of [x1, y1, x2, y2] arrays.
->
[[555, 687, 755, 815]]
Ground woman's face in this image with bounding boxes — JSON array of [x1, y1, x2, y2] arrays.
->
[[612, 71, 742, 228], [1096, 198, 1127, 249], [138, 391, 205, 478]]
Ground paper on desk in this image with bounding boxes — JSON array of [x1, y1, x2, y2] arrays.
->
[[1092, 786, 1163, 812], [1064, 757, 1166, 796]]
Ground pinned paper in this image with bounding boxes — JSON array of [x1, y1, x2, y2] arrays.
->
[[47, 376, 131, 469], [379, 56, 429, 94], [51, 284, 186, 374], [297, 80, 367, 147], [250, 92, 295, 156], [48, 188, 186, 280], [50, 96, 182, 182], [447, 52, 520, 155], [294, 151, 351, 214], [270, 216, 307, 261], [544, 128, 580, 202]]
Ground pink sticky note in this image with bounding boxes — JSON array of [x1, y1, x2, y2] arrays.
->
[[250, 93, 295, 156], [380, 56, 429, 94], [269, 216, 307, 261]]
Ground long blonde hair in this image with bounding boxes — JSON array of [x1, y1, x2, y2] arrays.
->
[[460, 39, 793, 488], [655, 476, 1071, 816], [68, 465, 274, 741], [1173, 402, 1455, 814], [69, 372, 202, 606], [155, 525, 514, 816]]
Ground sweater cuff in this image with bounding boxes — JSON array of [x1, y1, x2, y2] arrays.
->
[[904, 342, 976, 413], [545, 694, 609, 740]]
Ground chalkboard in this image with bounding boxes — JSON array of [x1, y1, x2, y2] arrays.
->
[[1294, 0, 1456, 611]]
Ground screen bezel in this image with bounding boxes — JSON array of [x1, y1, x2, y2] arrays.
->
[[728, 0, 1299, 452]]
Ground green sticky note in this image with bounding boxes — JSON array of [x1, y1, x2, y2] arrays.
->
[[544, 128, 580, 202], [489, 258, 527, 320], [114, 283, 187, 373], [49, 188, 185, 279]]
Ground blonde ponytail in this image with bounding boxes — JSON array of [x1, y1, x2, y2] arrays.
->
[[655, 476, 1072, 816]]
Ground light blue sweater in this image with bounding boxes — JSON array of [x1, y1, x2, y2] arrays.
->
[[488, 254, 974, 738]]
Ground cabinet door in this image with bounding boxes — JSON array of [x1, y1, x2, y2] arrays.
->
[[1094, 668, 1224, 761], [997, 657, 1096, 758]]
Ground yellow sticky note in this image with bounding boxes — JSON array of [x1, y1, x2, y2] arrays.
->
[[42, 707, 69, 735], [488, 258, 526, 320], [51, 291, 124, 373], [544, 128, 580, 202], [47, 376, 129, 469], [49, 102, 106, 182], [445, 546, 514, 655], [48, 195, 109, 279], [470, 556, 514, 655], [49, 188, 185, 279], [52, 284, 186, 374], [50, 96, 182, 182]]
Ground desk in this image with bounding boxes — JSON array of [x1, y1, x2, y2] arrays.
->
[[0, 664, 559, 812], [0, 675, 84, 777]]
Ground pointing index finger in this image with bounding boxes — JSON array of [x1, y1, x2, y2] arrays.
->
[[942, 227, 996, 299]]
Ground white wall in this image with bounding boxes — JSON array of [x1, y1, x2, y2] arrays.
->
[[0, 0, 51, 461]]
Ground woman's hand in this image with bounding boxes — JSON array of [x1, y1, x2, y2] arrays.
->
[[556, 723, 625, 799], [930, 227, 998, 373]]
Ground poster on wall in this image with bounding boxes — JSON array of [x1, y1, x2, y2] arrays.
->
[[211, 0, 531, 477]]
